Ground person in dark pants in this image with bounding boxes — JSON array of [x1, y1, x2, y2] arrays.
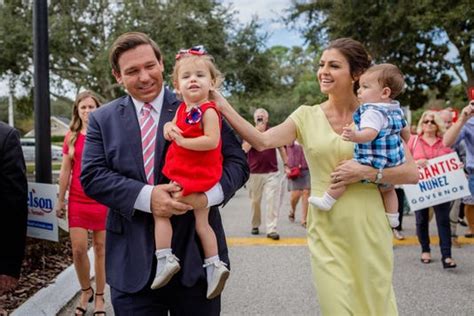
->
[[0, 122, 28, 298], [414, 203, 452, 265], [393, 188, 405, 240], [80, 32, 249, 315], [408, 110, 456, 268]]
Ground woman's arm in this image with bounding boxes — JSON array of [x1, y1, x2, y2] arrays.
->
[[213, 91, 297, 150], [55, 153, 72, 217], [330, 142, 419, 189]]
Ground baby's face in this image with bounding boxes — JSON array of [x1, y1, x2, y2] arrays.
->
[[175, 59, 214, 105], [357, 72, 386, 104]]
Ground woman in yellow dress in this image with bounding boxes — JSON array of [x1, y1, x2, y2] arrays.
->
[[214, 38, 418, 315]]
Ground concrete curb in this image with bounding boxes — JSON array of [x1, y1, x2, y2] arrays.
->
[[12, 248, 95, 316]]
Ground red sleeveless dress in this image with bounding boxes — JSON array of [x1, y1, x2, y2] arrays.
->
[[162, 101, 223, 196], [63, 132, 107, 230]]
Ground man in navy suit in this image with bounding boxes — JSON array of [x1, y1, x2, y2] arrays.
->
[[81, 32, 249, 315], [0, 122, 28, 298]]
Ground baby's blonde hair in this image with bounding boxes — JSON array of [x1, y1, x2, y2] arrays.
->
[[172, 54, 224, 96]]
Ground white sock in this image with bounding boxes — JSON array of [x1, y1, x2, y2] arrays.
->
[[308, 192, 337, 211], [155, 248, 172, 276], [204, 255, 220, 284], [386, 213, 400, 228]]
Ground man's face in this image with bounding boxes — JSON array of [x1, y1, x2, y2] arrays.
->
[[113, 44, 164, 103], [254, 111, 268, 125], [439, 111, 453, 129]]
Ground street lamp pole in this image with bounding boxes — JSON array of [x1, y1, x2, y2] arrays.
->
[[33, 0, 52, 183]]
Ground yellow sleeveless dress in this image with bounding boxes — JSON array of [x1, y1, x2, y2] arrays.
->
[[290, 105, 398, 316]]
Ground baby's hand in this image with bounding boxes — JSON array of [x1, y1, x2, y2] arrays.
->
[[164, 122, 182, 141], [172, 132, 185, 147], [342, 126, 355, 142]]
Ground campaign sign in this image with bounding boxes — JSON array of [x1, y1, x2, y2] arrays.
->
[[27, 182, 58, 242], [403, 152, 470, 211]]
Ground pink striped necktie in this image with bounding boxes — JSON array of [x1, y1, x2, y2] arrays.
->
[[140, 103, 157, 184]]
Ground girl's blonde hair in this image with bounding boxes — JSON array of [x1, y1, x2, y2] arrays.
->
[[172, 54, 224, 99], [416, 110, 446, 137], [68, 90, 101, 159]]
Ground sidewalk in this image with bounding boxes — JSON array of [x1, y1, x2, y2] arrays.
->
[[13, 188, 474, 315]]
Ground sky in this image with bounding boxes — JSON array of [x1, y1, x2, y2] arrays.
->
[[0, 1, 303, 98], [222, 0, 305, 48]]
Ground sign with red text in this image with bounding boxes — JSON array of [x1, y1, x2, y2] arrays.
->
[[403, 152, 470, 211], [27, 182, 59, 242]]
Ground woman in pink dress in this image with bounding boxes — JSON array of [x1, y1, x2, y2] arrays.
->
[[54, 90, 107, 315]]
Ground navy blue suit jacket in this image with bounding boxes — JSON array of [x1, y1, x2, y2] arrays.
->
[[0, 122, 28, 279], [81, 89, 249, 293]]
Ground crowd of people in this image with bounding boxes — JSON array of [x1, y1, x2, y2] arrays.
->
[[3, 31, 474, 315]]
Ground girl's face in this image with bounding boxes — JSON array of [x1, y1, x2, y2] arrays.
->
[[421, 114, 438, 134], [317, 48, 353, 95], [175, 59, 214, 106], [78, 97, 97, 126]]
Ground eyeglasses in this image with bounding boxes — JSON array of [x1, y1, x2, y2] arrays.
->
[[422, 120, 436, 125]]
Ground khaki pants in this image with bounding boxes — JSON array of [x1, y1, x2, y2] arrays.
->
[[248, 172, 280, 234]]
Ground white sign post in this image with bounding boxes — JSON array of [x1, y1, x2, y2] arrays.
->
[[27, 182, 59, 242], [403, 152, 470, 212]]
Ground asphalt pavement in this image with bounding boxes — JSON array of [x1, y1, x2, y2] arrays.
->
[[15, 186, 474, 315]]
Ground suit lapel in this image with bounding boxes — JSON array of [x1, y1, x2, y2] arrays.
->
[[118, 97, 147, 181], [154, 89, 180, 183]]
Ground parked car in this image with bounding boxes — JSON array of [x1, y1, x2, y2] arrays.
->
[[20, 138, 63, 161]]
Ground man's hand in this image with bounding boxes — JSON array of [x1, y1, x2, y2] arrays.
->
[[341, 126, 355, 142], [151, 183, 192, 217], [255, 121, 266, 132], [0, 275, 19, 295], [459, 101, 474, 123]]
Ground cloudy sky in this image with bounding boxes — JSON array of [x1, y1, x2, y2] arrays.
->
[[222, 0, 305, 47], [0, 1, 304, 98]]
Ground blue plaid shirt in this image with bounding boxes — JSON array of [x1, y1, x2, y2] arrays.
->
[[353, 102, 406, 169]]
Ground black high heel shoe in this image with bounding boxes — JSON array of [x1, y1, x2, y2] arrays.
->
[[75, 287, 94, 315], [93, 292, 107, 315], [442, 257, 457, 269]]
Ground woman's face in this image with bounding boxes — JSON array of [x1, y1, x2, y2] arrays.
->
[[78, 97, 98, 126], [421, 114, 438, 134], [317, 49, 353, 95]]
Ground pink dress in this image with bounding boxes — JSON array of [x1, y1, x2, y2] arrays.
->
[[63, 132, 107, 230]]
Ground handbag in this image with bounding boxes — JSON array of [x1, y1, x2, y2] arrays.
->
[[287, 166, 301, 179]]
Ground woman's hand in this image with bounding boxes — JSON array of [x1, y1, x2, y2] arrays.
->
[[329, 160, 372, 189], [416, 159, 428, 168], [55, 200, 67, 218], [209, 90, 230, 113]]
